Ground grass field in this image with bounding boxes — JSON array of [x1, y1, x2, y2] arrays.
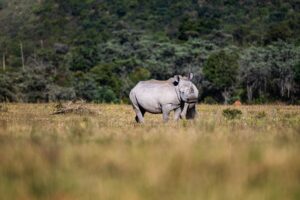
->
[[0, 104, 300, 200]]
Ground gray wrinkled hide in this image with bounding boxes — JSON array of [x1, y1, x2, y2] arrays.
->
[[129, 74, 199, 123]]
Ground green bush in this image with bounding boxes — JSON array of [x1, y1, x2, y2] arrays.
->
[[129, 67, 151, 84], [0, 74, 18, 102], [0, 1, 4, 10], [203, 96, 218, 104], [229, 96, 241, 105], [255, 111, 267, 119], [1, 0, 300, 103], [94, 87, 119, 103], [253, 96, 268, 104], [203, 50, 239, 89], [222, 108, 242, 120]]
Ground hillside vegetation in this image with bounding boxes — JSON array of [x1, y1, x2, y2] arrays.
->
[[0, 0, 300, 103]]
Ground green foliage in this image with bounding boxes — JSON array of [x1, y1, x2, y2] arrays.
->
[[255, 111, 267, 119], [129, 67, 151, 84], [0, 0, 300, 103], [73, 72, 118, 103], [222, 108, 242, 120], [265, 22, 293, 44], [253, 95, 269, 105], [294, 62, 300, 84], [203, 96, 218, 105], [89, 63, 122, 95], [0, 74, 17, 102], [239, 42, 300, 102], [69, 45, 98, 72], [203, 50, 239, 90], [94, 87, 119, 103]]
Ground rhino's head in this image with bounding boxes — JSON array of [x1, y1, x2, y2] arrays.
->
[[173, 73, 199, 103]]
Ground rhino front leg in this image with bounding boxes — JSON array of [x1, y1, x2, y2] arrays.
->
[[162, 104, 174, 122], [180, 102, 189, 120], [174, 107, 182, 121], [186, 103, 197, 120]]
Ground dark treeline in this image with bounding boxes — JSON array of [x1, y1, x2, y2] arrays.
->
[[0, 0, 300, 104]]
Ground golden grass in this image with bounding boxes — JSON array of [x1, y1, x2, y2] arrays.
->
[[0, 103, 300, 200]]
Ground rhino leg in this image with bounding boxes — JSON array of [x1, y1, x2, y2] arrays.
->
[[174, 107, 182, 121], [180, 102, 189, 120], [186, 104, 197, 120], [162, 104, 177, 122], [133, 105, 145, 123], [133, 107, 145, 123], [130, 91, 145, 123]]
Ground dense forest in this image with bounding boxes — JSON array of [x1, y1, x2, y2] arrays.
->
[[0, 0, 300, 104]]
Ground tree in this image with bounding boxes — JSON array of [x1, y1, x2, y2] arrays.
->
[[239, 42, 300, 102], [1, 0, 300, 103], [239, 47, 271, 103], [0, 74, 18, 102], [267, 42, 300, 99], [203, 50, 239, 104]]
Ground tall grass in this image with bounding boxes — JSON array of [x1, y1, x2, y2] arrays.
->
[[0, 104, 299, 200]]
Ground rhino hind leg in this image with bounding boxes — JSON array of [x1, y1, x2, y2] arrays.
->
[[130, 91, 145, 123], [135, 116, 139, 123], [134, 108, 145, 123]]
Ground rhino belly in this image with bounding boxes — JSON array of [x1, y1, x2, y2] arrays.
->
[[137, 96, 162, 114]]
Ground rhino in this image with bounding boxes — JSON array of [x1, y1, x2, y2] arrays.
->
[[129, 73, 199, 123]]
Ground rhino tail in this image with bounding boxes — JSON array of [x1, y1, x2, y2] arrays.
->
[[129, 90, 145, 123], [129, 90, 138, 108]]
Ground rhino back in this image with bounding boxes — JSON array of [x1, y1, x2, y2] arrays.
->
[[131, 80, 180, 113]]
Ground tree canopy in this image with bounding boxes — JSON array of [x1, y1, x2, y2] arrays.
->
[[0, 0, 300, 103]]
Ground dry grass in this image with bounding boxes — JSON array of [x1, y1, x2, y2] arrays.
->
[[0, 104, 300, 200], [52, 101, 98, 115]]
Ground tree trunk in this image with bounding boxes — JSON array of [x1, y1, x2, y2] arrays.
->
[[259, 87, 262, 98], [264, 77, 267, 93], [2, 53, 5, 71], [33, 49, 37, 63], [222, 88, 230, 105], [247, 84, 253, 103], [20, 42, 25, 70], [40, 40, 44, 49], [280, 80, 285, 97], [285, 82, 292, 98]]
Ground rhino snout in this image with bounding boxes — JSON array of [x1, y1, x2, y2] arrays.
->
[[186, 94, 198, 103], [187, 98, 198, 103]]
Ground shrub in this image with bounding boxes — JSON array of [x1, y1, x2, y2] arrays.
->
[[94, 87, 119, 103], [255, 111, 267, 119], [253, 96, 268, 104], [203, 96, 218, 104], [129, 67, 151, 84], [222, 108, 242, 120], [229, 96, 241, 105]]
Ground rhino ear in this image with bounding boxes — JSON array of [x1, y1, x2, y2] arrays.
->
[[173, 75, 180, 86], [188, 73, 194, 80]]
